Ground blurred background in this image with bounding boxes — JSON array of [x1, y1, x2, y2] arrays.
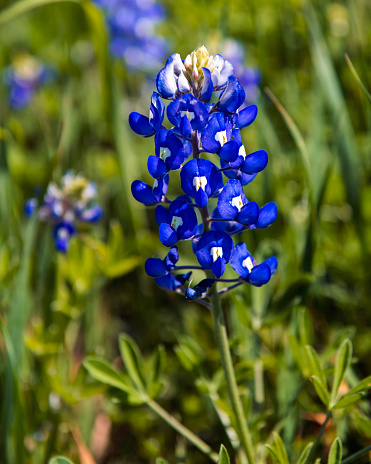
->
[[0, 0, 371, 463]]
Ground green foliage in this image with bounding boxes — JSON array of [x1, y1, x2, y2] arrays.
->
[[328, 438, 343, 464]]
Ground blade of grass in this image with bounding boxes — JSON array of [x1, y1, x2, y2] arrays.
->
[[0, 0, 80, 26], [344, 54, 371, 104]]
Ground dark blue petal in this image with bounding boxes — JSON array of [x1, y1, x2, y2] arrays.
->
[[155, 204, 169, 225], [241, 150, 268, 174], [238, 201, 259, 226], [217, 76, 245, 113], [159, 223, 178, 246], [254, 202, 278, 229], [180, 114, 192, 139], [263, 256, 278, 275], [211, 258, 225, 278], [165, 246, 179, 270], [129, 112, 155, 136], [147, 155, 169, 179], [145, 258, 168, 277], [247, 263, 271, 287], [195, 188, 208, 208], [200, 67, 213, 102], [233, 104, 258, 129], [219, 140, 239, 163]]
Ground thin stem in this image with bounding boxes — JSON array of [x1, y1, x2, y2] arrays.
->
[[303, 411, 331, 464], [218, 282, 244, 295], [341, 445, 371, 464], [209, 284, 255, 464], [146, 398, 218, 463]]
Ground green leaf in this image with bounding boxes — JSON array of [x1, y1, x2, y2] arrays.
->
[[83, 357, 138, 397], [296, 442, 313, 464], [331, 393, 363, 410], [345, 54, 371, 104], [343, 375, 371, 397], [217, 445, 230, 464], [305, 346, 327, 390], [299, 309, 312, 346], [273, 432, 290, 464], [330, 339, 352, 405], [289, 334, 309, 377], [328, 438, 343, 464], [103, 256, 140, 278], [0, 0, 80, 27], [266, 445, 281, 464], [155, 459, 169, 464], [119, 334, 146, 391], [312, 376, 330, 408], [353, 411, 371, 439], [49, 457, 75, 464], [147, 345, 166, 398]]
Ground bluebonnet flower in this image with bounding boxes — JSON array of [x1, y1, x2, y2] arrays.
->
[[3, 54, 53, 109], [129, 92, 164, 136], [131, 175, 169, 206], [145, 246, 179, 277], [25, 172, 102, 252], [93, 0, 168, 72], [156, 196, 198, 247], [129, 46, 278, 300], [180, 159, 223, 208], [230, 243, 277, 286], [195, 230, 234, 278]]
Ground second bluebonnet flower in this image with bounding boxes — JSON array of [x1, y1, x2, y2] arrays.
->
[[25, 172, 103, 252]]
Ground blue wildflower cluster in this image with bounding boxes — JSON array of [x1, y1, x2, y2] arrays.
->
[[3, 54, 53, 109], [129, 46, 278, 301], [25, 172, 103, 253], [93, 0, 168, 72]]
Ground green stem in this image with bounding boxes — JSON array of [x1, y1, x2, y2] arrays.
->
[[146, 398, 218, 463], [209, 285, 255, 464], [303, 411, 331, 464], [341, 445, 371, 464]]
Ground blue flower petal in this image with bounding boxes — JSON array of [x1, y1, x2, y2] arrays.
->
[[241, 150, 268, 174], [247, 263, 271, 286], [155, 204, 169, 225], [219, 140, 239, 162], [148, 155, 169, 179], [263, 256, 278, 275], [200, 67, 213, 101], [145, 258, 168, 277], [132, 180, 157, 205], [238, 201, 259, 226], [129, 112, 156, 137], [233, 104, 258, 129], [159, 223, 178, 246], [254, 202, 278, 229], [217, 76, 245, 113]]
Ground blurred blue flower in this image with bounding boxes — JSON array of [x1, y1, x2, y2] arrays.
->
[[26, 171, 102, 252], [221, 39, 261, 105], [3, 54, 53, 109], [93, 0, 168, 72]]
